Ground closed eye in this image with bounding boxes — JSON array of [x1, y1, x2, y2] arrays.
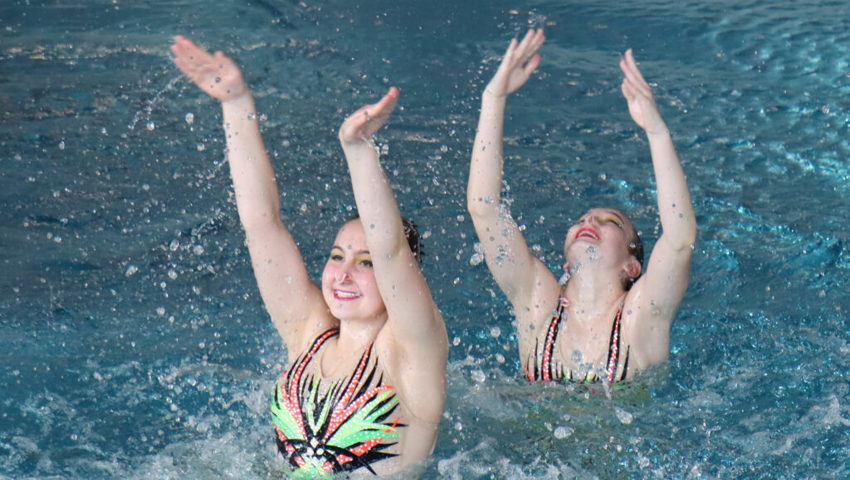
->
[[605, 218, 624, 228]]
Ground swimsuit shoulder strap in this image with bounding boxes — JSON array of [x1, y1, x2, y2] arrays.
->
[[526, 297, 568, 382], [604, 303, 630, 383]]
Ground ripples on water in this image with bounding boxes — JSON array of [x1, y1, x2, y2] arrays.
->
[[2, 0, 849, 478]]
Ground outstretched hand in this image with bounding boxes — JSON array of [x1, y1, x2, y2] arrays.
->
[[620, 49, 667, 135], [171, 35, 249, 102], [485, 29, 545, 98], [339, 87, 400, 145]]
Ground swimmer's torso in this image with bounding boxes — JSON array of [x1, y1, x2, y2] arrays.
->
[[271, 328, 420, 477], [523, 297, 630, 384]]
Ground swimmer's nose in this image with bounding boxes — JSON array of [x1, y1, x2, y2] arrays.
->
[[336, 270, 352, 282]]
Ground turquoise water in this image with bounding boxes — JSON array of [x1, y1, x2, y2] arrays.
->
[[2, 0, 849, 478]]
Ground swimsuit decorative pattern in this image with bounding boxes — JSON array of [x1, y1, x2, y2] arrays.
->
[[271, 328, 402, 477], [525, 297, 630, 384]]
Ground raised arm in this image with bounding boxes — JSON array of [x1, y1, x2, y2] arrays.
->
[[620, 49, 697, 360], [338, 89, 447, 434], [171, 36, 326, 354], [338, 88, 447, 368], [467, 30, 552, 306]]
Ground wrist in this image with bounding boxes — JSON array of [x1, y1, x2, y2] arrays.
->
[[482, 87, 507, 101], [220, 88, 254, 107], [645, 128, 671, 140], [340, 135, 376, 152]]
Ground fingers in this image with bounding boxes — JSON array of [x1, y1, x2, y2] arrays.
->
[[501, 29, 544, 69], [340, 88, 400, 141], [171, 35, 204, 61], [360, 87, 399, 122], [523, 53, 542, 78], [515, 29, 545, 66], [620, 49, 653, 99], [171, 35, 213, 77], [372, 87, 400, 116]]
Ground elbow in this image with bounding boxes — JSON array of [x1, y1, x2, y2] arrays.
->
[[466, 193, 496, 219], [672, 229, 697, 254]]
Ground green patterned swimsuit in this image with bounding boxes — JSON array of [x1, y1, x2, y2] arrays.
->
[[271, 328, 402, 477]]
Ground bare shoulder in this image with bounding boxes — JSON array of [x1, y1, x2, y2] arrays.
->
[[276, 306, 339, 365], [516, 260, 562, 329], [621, 281, 674, 369], [512, 261, 561, 360], [373, 309, 447, 425]]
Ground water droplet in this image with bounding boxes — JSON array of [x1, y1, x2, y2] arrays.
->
[[214, 77, 222, 83], [554, 426, 574, 439], [184, 112, 194, 125], [58, 140, 65, 150], [614, 407, 633, 424], [124, 265, 139, 277], [196, 143, 205, 151], [146, 121, 155, 131]]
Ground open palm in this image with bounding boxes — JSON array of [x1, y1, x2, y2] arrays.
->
[[620, 49, 666, 135], [171, 36, 248, 102], [339, 87, 400, 144], [486, 29, 545, 98]]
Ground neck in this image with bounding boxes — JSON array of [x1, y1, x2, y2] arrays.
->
[[563, 267, 626, 319], [335, 313, 386, 353]]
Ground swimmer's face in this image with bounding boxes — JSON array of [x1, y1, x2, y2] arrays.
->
[[321, 219, 386, 321], [564, 208, 638, 265]]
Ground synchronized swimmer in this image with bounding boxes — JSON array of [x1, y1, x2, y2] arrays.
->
[[170, 26, 694, 476], [171, 36, 448, 477], [467, 30, 696, 385]]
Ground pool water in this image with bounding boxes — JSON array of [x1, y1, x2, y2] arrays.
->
[[2, 0, 849, 478]]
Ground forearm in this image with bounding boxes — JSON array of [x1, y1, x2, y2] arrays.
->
[[220, 94, 282, 232], [467, 91, 507, 218], [341, 140, 406, 257], [647, 129, 696, 248]]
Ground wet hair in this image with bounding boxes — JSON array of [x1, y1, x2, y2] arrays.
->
[[402, 217, 424, 264], [348, 215, 424, 264], [624, 226, 643, 291]]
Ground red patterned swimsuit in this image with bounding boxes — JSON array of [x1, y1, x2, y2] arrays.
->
[[525, 298, 630, 384]]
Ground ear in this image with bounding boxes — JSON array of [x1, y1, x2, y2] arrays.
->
[[624, 257, 642, 280]]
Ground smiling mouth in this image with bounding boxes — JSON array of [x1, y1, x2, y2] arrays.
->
[[334, 289, 360, 300], [576, 228, 599, 240]]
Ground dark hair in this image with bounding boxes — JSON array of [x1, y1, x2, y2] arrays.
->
[[624, 227, 643, 290], [401, 217, 424, 264], [348, 215, 424, 264]]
